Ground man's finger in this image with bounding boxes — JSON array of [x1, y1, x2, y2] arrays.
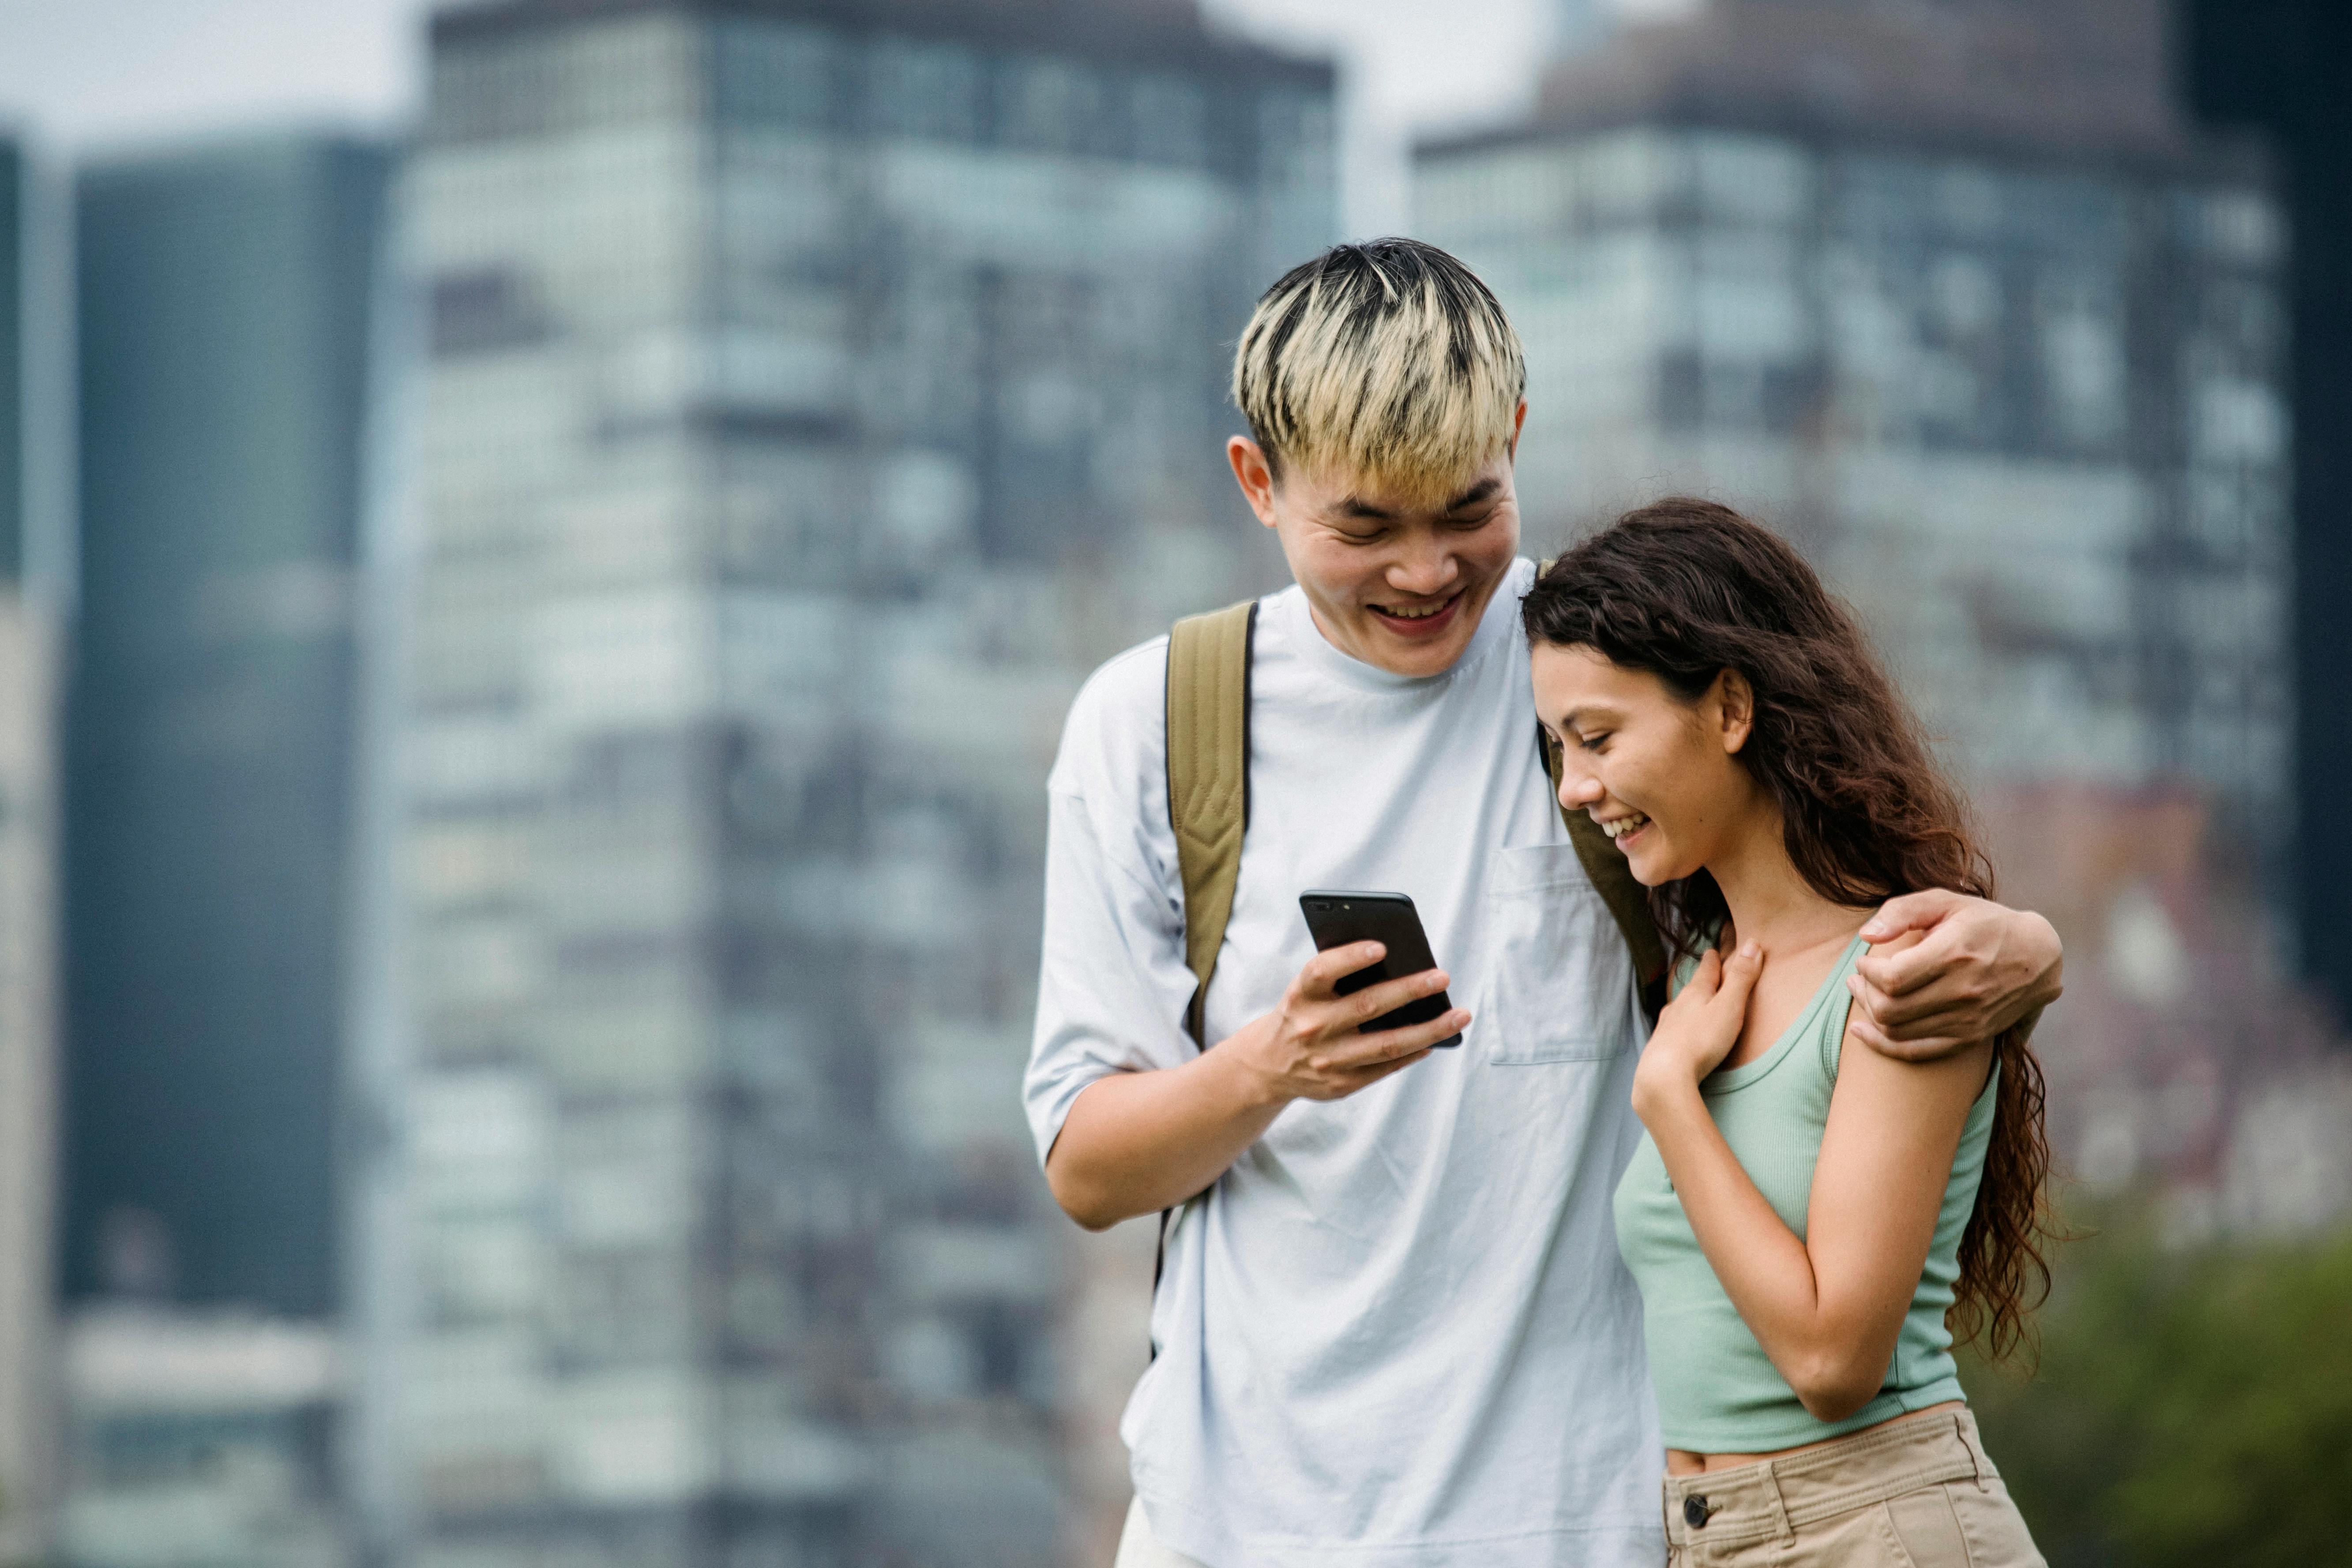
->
[[1848, 970, 1978, 1032], [1338, 967, 1451, 1029], [1847, 1010, 1972, 1063], [1301, 942, 1387, 996], [1330, 1048, 1435, 1096], [1850, 973, 1993, 1043], [1315, 1008, 1470, 1070], [1857, 887, 1962, 945], [1853, 933, 1969, 1000]]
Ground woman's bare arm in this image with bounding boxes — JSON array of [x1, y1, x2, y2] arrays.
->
[[1632, 938, 1991, 1422]]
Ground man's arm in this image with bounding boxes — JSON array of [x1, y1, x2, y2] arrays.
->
[[1025, 745, 1465, 1233], [1045, 945, 1465, 1230], [1846, 889, 2063, 1062]]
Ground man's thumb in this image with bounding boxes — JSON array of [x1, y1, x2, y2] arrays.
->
[[1859, 887, 1956, 943]]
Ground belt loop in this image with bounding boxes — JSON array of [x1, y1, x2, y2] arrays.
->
[[1955, 1412, 1989, 1492], [1766, 1459, 1797, 1542]]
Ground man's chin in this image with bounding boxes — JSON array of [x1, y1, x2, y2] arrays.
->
[[1364, 616, 1467, 677]]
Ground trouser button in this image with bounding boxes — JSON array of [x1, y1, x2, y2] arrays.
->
[[1683, 1494, 1711, 1528]]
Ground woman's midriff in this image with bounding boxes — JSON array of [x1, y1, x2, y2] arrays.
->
[[1663, 1400, 1965, 1477]]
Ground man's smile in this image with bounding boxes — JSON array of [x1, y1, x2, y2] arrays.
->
[[1367, 590, 1466, 639]]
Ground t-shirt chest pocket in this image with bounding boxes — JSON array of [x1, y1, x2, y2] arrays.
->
[[1477, 843, 1636, 1065]]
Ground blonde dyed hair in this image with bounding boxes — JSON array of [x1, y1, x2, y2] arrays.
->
[[1232, 239, 1526, 502]]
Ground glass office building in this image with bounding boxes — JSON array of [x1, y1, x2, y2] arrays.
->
[[67, 133, 391, 1568], [68, 132, 392, 1319], [0, 132, 64, 1567], [2189, 0, 2352, 1013], [1416, 0, 2291, 862], [0, 138, 22, 586], [61, 1310, 347, 1568], [377, 3, 1333, 1563]]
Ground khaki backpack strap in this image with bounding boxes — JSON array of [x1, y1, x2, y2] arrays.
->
[[1541, 725, 1671, 1016], [1166, 599, 1258, 1046]]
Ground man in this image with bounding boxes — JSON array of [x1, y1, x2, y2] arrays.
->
[[1023, 240, 2062, 1568]]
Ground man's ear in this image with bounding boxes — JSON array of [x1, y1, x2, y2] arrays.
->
[[1714, 669, 1755, 754], [1227, 436, 1280, 529], [1510, 398, 1528, 459]]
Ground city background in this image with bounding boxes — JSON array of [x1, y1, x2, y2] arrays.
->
[[0, 1, 2345, 1565]]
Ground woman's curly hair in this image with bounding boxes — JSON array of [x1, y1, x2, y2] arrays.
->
[[1524, 497, 2055, 1365]]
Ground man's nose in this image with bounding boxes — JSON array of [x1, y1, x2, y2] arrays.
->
[[1387, 541, 1458, 597]]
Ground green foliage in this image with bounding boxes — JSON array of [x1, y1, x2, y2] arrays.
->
[[1959, 1204, 2352, 1568]]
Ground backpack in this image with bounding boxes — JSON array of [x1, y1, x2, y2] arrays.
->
[[1146, 596, 1670, 1318]]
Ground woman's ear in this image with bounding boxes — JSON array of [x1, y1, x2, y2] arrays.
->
[[1713, 669, 1755, 754]]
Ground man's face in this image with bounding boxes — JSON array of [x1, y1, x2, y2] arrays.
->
[[1227, 409, 1525, 680]]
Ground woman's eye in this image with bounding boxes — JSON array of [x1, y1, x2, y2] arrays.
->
[[1577, 732, 1610, 751]]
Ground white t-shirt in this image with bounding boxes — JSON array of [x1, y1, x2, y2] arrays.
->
[[1025, 559, 1665, 1568]]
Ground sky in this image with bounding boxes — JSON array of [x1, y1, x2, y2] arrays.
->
[[0, 0, 1566, 236]]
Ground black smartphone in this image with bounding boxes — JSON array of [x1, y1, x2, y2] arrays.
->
[[1297, 890, 1462, 1048]]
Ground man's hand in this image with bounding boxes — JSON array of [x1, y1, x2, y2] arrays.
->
[[1043, 943, 1466, 1228], [1847, 890, 2063, 1062], [1229, 942, 1470, 1104]]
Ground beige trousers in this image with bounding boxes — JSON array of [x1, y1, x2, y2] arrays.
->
[[1663, 1408, 2045, 1567], [1113, 1496, 1210, 1568]]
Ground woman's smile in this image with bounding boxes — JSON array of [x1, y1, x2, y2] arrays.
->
[[1595, 808, 1652, 846]]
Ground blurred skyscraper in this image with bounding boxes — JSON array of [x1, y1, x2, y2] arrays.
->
[[370, 2, 1331, 1564], [68, 132, 391, 1315], [0, 131, 65, 1566], [64, 132, 392, 1568], [1416, 0, 2290, 866], [2186, 0, 2352, 1020], [61, 1309, 347, 1568]]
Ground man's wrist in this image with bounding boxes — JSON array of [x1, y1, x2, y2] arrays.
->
[[1996, 909, 2064, 1028], [2027, 912, 2064, 1005], [1201, 1018, 1293, 1114]]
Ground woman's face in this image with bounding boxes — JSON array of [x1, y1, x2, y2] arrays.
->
[[1529, 643, 1766, 887]]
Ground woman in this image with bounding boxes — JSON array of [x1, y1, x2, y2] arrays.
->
[[1523, 500, 2054, 1567]]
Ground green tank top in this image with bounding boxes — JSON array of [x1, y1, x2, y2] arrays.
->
[[1612, 935, 1999, 1452]]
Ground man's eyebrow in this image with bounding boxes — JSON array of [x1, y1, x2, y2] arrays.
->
[[1333, 481, 1497, 520], [1444, 478, 1502, 511]]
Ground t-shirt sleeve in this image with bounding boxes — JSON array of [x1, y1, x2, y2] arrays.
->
[[1022, 644, 1205, 1169]]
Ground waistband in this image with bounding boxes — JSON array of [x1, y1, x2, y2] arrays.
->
[[1661, 1408, 1999, 1549]]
